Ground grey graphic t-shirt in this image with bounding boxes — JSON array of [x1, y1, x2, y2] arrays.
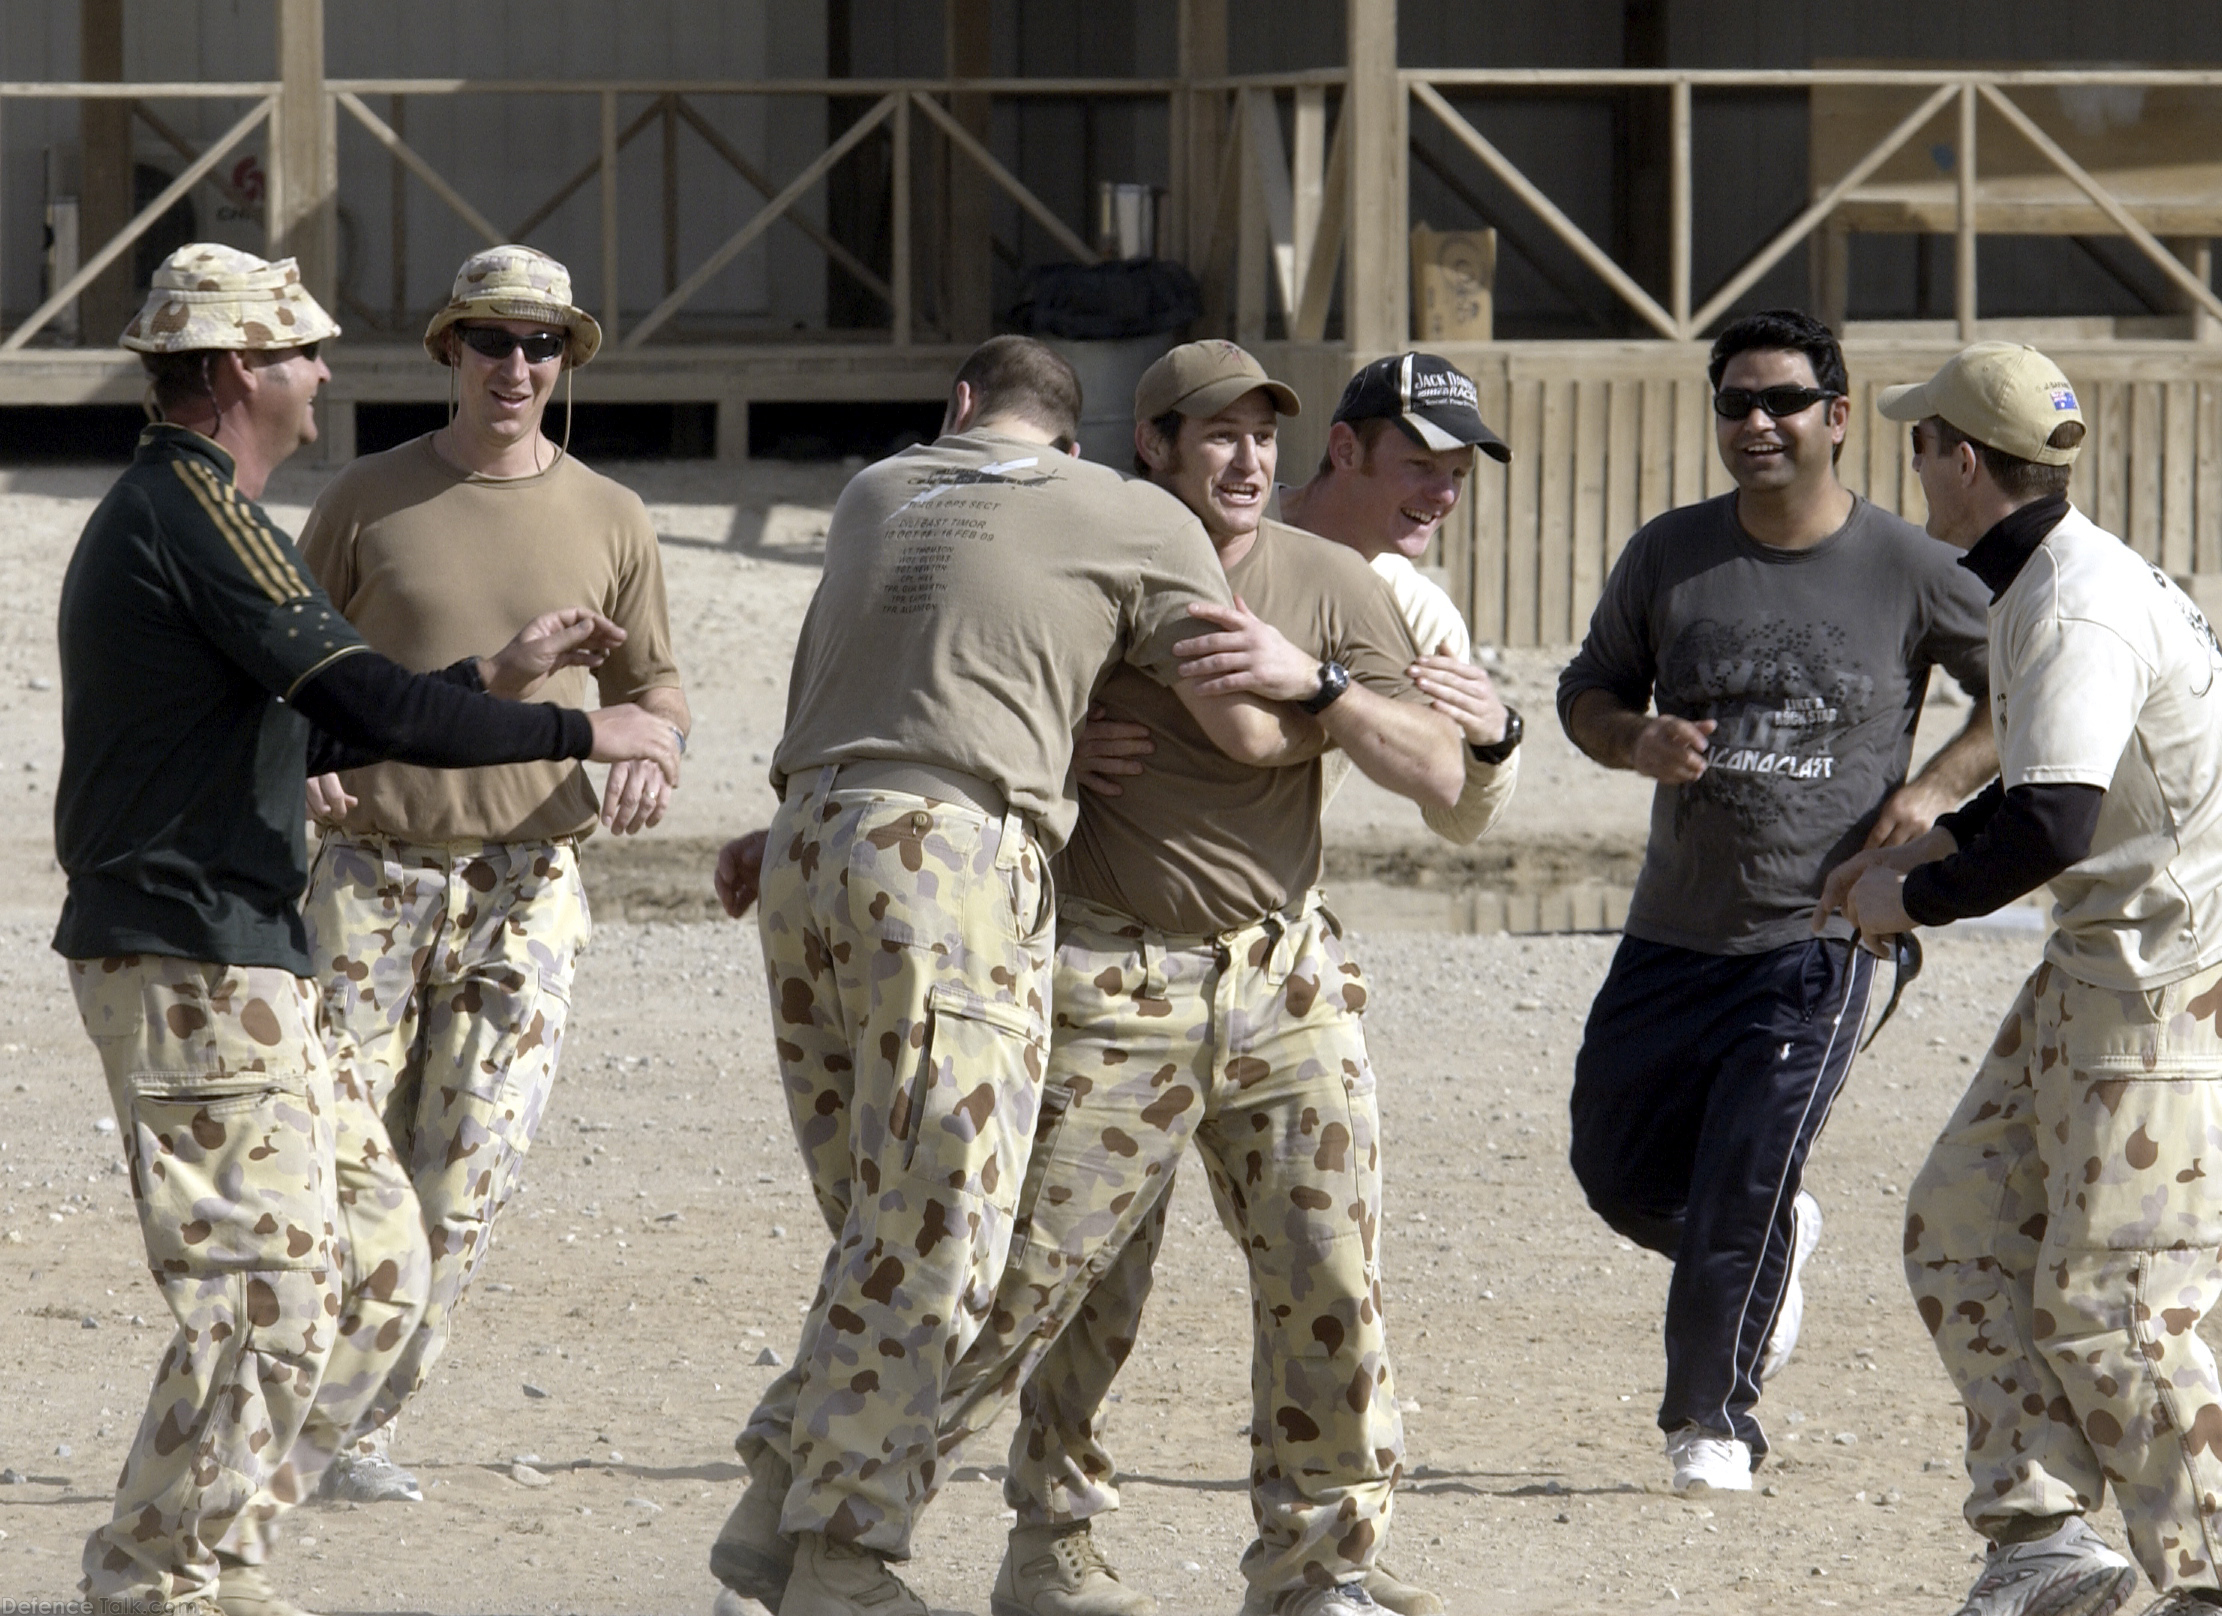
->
[[1557, 493, 1992, 955]]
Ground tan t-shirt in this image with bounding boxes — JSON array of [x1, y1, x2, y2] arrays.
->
[[771, 430, 1231, 852], [298, 436, 681, 843], [1055, 518, 1428, 933]]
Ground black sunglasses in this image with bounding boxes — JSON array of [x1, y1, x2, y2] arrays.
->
[[250, 341, 320, 366], [455, 326, 566, 364], [1713, 385, 1839, 420]]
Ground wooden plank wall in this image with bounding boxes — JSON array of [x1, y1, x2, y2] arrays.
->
[[1414, 340, 2222, 648]]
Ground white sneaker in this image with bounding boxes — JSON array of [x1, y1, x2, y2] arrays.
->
[[1666, 1424, 1753, 1493], [317, 1447, 421, 1503], [1761, 1190, 1823, 1383], [1953, 1517, 2136, 1616]]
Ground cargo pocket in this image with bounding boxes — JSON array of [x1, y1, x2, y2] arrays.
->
[[2056, 975, 2222, 1252], [124, 1070, 329, 1277], [894, 984, 1044, 1215]]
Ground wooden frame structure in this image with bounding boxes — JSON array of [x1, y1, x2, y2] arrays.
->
[[8, 2, 2222, 646]]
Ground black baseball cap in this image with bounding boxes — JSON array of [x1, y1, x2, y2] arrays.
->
[[1332, 353, 1511, 463]]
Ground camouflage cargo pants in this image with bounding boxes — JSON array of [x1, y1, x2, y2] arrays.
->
[[938, 892, 1402, 1597], [1906, 955, 2222, 1591], [739, 768, 1052, 1559], [302, 832, 590, 1442], [68, 956, 428, 1601]]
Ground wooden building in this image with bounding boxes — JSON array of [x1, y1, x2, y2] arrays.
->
[[6, 0, 2222, 643]]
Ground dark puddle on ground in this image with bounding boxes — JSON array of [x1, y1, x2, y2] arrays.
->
[[577, 835, 2051, 944], [578, 835, 1647, 935], [1326, 880, 1630, 935]]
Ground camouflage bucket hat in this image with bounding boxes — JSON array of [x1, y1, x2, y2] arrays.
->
[[120, 244, 340, 354], [425, 245, 602, 368]]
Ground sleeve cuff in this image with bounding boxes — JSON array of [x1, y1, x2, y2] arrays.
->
[[556, 707, 594, 760], [1900, 866, 1960, 928]]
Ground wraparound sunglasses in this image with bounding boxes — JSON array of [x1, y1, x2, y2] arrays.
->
[[455, 327, 566, 364], [1713, 385, 1839, 420]]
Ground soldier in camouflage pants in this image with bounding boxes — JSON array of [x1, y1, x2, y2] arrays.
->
[[937, 890, 1401, 1595], [1905, 954, 2222, 1594], [738, 765, 1053, 1557], [303, 833, 592, 1446], [69, 955, 429, 1602]]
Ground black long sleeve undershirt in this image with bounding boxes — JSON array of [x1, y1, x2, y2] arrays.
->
[[1901, 779, 2106, 926], [297, 651, 594, 776]]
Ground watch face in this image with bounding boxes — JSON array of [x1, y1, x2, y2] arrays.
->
[[1473, 703, 1522, 762]]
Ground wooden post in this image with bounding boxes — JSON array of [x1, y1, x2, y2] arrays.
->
[[945, 0, 994, 343], [2169, 237, 2217, 344], [1344, 0, 1406, 353], [1237, 91, 1267, 343], [892, 94, 913, 346], [1171, 0, 1227, 273], [79, 0, 133, 344], [389, 94, 407, 327], [662, 96, 679, 297], [270, 0, 336, 316], [600, 90, 620, 342], [1293, 85, 1326, 279], [1955, 80, 1977, 341]]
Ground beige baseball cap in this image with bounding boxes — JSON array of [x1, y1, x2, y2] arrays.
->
[[1133, 340, 1300, 423], [1877, 341, 2085, 465], [121, 244, 339, 354], [424, 244, 602, 368]]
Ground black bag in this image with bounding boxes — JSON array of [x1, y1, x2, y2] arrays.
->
[[1011, 259, 1203, 340]]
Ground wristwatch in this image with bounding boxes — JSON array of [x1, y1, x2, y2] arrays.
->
[[1300, 660, 1352, 714], [1469, 704, 1523, 765]]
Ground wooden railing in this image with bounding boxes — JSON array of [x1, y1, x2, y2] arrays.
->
[[13, 65, 2222, 355], [0, 82, 280, 351], [1402, 67, 2222, 343]]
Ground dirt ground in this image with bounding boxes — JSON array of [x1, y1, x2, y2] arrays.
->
[[0, 457, 2108, 1615]]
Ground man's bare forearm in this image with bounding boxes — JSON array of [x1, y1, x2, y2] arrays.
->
[[1566, 687, 1651, 771], [1321, 689, 1463, 810], [1907, 701, 1996, 803]]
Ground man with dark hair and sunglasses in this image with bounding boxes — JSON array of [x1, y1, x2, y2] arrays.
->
[[290, 245, 691, 1504], [1556, 307, 1996, 1493]]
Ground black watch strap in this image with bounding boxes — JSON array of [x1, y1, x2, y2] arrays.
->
[[1469, 704, 1523, 765], [1299, 660, 1351, 715]]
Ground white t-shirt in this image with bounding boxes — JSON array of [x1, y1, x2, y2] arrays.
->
[[1317, 551, 1515, 845], [1993, 505, 2222, 988], [1370, 553, 1472, 661]]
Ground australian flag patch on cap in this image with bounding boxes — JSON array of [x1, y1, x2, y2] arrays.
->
[[2049, 384, 2079, 411]]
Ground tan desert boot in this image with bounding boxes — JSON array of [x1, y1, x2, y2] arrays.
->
[[991, 1521, 1158, 1616], [711, 1447, 796, 1605], [777, 1530, 928, 1616], [214, 1557, 321, 1616], [1364, 1563, 1445, 1615]]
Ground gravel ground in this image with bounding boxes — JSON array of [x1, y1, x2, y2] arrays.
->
[[0, 460, 2120, 1615]]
